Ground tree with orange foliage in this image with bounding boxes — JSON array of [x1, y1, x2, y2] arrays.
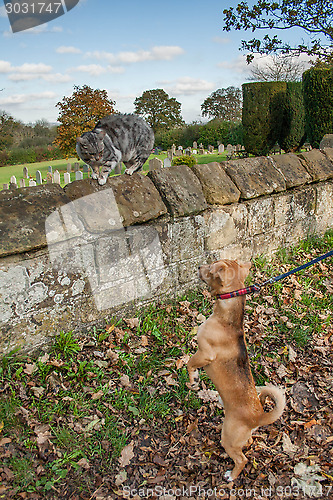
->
[[54, 85, 116, 157]]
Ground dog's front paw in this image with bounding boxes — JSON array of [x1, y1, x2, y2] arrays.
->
[[224, 470, 233, 482]]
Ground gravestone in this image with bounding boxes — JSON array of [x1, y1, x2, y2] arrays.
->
[[208, 145, 214, 153], [48, 165, 52, 174], [67, 163, 72, 173], [226, 144, 234, 154], [193, 141, 198, 149], [199, 143, 204, 149], [29, 180, 36, 187], [175, 150, 183, 157], [163, 158, 171, 168], [3, 184, 9, 190], [53, 170, 61, 184], [192, 149, 197, 155], [19, 178, 26, 188], [75, 170, 83, 181], [64, 172, 71, 185], [74, 162, 80, 172], [185, 148, 191, 156], [36, 170, 42, 185], [178, 146, 183, 151], [23, 166, 29, 179], [10, 175, 17, 185], [171, 144, 176, 155], [218, 144, 224, 154], [167, 149, 173, 160], [149, 157, 163, 171], [46, 172, 53, 184], [83, 164, 89, 173], [199, 148, 204, 155]]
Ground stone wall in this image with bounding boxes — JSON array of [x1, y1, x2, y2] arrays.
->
[[1, 149, 333, 356]]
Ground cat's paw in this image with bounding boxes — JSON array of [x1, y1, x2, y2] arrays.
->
[[98, 177, 107, 185], [224, 470, 233, 482]]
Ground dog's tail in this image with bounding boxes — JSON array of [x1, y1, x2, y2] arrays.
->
[[258, 386, 285, 427]]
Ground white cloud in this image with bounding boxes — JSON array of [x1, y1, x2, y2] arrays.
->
[[0, 91, 57, 105], [56, 46, 82, 54], [74, 64, 107, 76], [0, 5, 7, 17], [212, 36, 231, 44], [159, 77, 215, 96], [217, 54, 249, 74], [0, 60, 71, 83], [0, 60, 13, 73], [86, 45, 185, 65]]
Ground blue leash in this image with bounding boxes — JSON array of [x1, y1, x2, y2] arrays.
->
[[216, 249, 333, 300]]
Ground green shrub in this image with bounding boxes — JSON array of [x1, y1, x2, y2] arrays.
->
[[242, 81, 287, 156], [171, 155, 197, 168], [303, 68, 333, 148], [280, 82, 306, 153]]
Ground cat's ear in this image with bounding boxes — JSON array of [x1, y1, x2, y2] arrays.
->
[[77, 137, 84, 144]]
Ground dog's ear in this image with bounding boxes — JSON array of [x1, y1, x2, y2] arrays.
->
[[239, 261, 251, 280], [210, 261, 228, 282]]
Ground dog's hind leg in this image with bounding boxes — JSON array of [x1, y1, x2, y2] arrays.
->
[[221, 421, 252, 481]]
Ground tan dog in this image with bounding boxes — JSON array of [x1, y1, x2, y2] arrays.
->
[[187, 259, 285, 481]]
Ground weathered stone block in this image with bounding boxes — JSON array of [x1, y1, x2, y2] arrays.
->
[[299, 149, 333, 181], [319, 134, 333, 149], [322, 147, 333, 165], [315, 182, 333, 235], [192, 162, 240, 205], [148, 165, 207, 217], [224, 157, 286, 199], [0, 184, 73, 258], [170, 215, 205, 261], [246, 197, 274, 236], [64, 174, 167, 229], [271, 153, 311, 188], [204, 209, 238, 251]]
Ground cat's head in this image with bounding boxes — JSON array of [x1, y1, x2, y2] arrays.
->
[[76, 130, 106, 180]]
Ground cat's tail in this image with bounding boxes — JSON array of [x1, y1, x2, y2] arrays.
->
[[257, 386, 285, 427]]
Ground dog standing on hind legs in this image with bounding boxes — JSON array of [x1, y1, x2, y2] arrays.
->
[[187, 259, 285, 481]]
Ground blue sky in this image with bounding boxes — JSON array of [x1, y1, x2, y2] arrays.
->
[[0, 0, 313, 124]]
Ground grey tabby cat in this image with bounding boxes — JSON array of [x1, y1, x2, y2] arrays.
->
[[76, 113, 154, 185]]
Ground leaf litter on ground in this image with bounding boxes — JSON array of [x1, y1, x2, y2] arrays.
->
[[0, 231, 332, 499]]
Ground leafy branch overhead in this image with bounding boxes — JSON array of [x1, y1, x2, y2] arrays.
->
[[222, 0, 333, 62]]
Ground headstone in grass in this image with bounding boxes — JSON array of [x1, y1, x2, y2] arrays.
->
[[3, 183, 9, 190], [19, 178, 25, 188], [36, 170, 42, 185], [74, 162, 80, 172], [23, 166, 29, 178], [10, 175, 17, 185], [193, 141, 197, 149], [46, 172, 53, 184], [48, 165, 52, 174], [29, 179, 36, 187], [192, 149, 197, 154], [167, 149, 173, 160], [175, 150, 183, 157], [64, 172, 71, 185], [226, 144, 234, 154], [218, 144, 224, 153], [149, 157, 163, 171], [171, 144, 176, 155], [75, 170, 83, 181], [53, 170, 61, 185], [199, 148, 204, 155], [208, 145, 214, 153], [67, 163, 72, 173], [164, 158, 171, 168], [185, 148, 191, 156], [199, 143, 204, 149], [83, 164, 89, 173]]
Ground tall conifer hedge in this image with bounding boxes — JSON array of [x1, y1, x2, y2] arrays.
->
[[303, 68, 333, 148]]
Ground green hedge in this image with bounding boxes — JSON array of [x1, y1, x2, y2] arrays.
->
[[242, 82, 287, 156], [303, 68, 333, 148], [171, 155, 197, 168], [0, 145, 63, 167], [280, 82, 306, 153]]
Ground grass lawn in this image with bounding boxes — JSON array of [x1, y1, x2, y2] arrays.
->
[[0, 231, 332, 498], [0, 151, 229, 189]]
